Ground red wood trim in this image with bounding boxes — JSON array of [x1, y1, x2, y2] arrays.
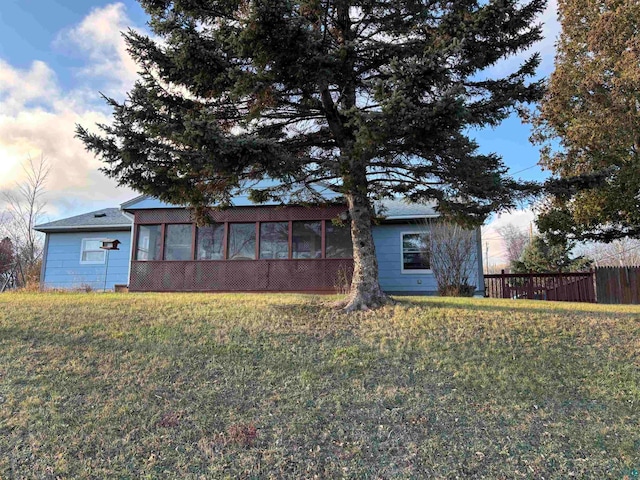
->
[[288, 220, 293, 260], [160, 223, 166, 261], [128, 289, 342, 295], [131, 258, 350, 264], [255, 222, 260, 260], [321, 219, 326, 259], [133, 224, 140, 261]]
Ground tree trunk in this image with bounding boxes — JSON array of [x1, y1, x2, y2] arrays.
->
[[342, 191, 391, 311]]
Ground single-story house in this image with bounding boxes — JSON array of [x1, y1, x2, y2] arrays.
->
[[35, 195, 484, 294]]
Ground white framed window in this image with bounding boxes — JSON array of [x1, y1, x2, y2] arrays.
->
[[80, 238, 106, 264], [401, 232, 431, 273]]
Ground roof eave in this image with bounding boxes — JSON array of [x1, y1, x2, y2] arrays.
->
[[120, 194, 148, 209], [35, 224, 133, 233], [381, 214, 439, 220]]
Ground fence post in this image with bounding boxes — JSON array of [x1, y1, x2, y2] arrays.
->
[[500, 269, 507, 299], [527, 271, 534, 299]]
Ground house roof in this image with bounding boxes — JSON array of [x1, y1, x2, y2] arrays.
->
[[36, 197, 437, 234], [34, 208, 133, 233], [375, 199, 438, 219], [121, 194, 438, 217], [121, 185, 343, 210], [120, 195, 149, 209]]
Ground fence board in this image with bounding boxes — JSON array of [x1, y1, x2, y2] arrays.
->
[[484, 270, 596, 303], [595, 266, 640, 304]]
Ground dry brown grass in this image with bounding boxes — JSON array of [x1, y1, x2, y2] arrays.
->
[[0, 292, 639, 478]]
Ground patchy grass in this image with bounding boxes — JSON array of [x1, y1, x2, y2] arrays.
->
[[0, 293, 639, 479]]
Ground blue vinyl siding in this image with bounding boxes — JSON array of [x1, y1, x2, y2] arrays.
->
[[42, 230, 131, 290], [372, 224, 482, 295]]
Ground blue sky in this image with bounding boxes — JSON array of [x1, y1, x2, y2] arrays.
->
[[0, 1, 560, 264], [0, 1, 141, 82]]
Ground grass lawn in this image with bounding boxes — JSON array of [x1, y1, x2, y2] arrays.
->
[[0, 293, 639, 479]]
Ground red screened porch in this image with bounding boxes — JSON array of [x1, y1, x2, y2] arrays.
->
[[127, 205, 355, 293]]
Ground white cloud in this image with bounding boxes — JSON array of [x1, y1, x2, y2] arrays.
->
[[55, 2, 140, 96], [0, 60, 60, 114], [0, 92, 136, 219], [481, 208, 537, 268], [0, 3, 143, 220], [536, 0, 561, 73]]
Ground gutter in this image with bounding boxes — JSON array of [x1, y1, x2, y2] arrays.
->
[[34, 224, 132, 233], [382, 214, 438, 220]]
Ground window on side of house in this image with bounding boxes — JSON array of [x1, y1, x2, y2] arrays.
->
[[196, 223, 224, 260], [292, 221, 322, 259], [259, 222, 289, 259], [401, 232, 430, 272], [228, 223, 256, 260], [325, 221, 353, 258], [164, 224, 193, 260], [80, 238, 106, 264], [136, 225, 162, 261]]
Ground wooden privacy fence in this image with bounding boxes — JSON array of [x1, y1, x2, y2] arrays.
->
[[594, 266, 640, 304], [484, 270, 596, 303]]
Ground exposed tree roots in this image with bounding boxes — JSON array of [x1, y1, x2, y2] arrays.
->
[[336, 288, 394, 312]]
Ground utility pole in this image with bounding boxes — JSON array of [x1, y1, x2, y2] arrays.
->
[[484, 241, 489, 274]]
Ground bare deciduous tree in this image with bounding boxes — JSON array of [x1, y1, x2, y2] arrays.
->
[[577, 239, 640, 267], [497, 224, 530, 266], [421, 220, 478, 297], [1, 155, 50, 286]]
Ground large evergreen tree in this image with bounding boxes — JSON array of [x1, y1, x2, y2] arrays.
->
[[534, 0, 640, 242], [78, 0, 545, 310]]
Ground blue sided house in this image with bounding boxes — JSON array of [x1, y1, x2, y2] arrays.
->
[[35, 195, 484, 294]]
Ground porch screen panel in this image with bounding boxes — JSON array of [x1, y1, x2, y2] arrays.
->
[[259, 222, 289, 259], [136, 225, 162, 261], [325, 221, 353, 258], [197, 224, 224, 260], [292, 221, 322, 259], [164, 224, 193, 260], [228, 223, 256, 260]]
